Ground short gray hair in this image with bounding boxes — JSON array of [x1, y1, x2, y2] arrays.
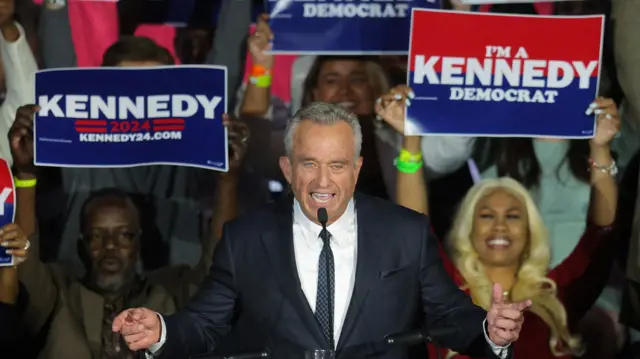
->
[[284, 102, 362, 160]]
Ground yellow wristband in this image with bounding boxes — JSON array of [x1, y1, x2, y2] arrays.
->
[[250, 74, 272, 88], [14, 177, 37, 188], [399, 148, 422, 163]]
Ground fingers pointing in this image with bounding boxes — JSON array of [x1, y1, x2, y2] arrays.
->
[[491, 283, 504, 305]]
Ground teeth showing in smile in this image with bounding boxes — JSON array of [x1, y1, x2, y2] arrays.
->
[[487, 238, 511, 247], [311, 193, 333, 204], [335, 102, 354, 110]]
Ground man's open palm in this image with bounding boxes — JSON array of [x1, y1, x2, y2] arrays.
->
[[112, 307, 161, 351], [486, 283, 532, 347]]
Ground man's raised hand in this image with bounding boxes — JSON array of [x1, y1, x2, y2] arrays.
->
[[112, 307, 162, 351], [486, 283, 532, 347]]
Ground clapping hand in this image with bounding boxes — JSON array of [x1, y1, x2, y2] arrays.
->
[[486, 283, 532, 347]]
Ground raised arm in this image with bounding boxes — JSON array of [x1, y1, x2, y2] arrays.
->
[[9, 105, 59, 335], [587, 98, 619, 226], [374, 85, 475, 179], [39, 0, 77, 69], [188, 116, 248, 286], [549, 98, 620, 324], [395, 136, 429, 215], [238, 14, 273, 118]]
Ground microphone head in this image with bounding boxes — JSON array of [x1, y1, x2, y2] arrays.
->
[[317, 207, 328, 225]]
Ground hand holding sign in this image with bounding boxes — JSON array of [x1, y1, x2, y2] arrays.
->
[[375, 85, 415, 135], [8, 105, 37, 178], [222, 114, 250, 177], [587, 97, 619, 147], [0, 224, 30, 266], [249, 14, 274, 69], [486, 283, 532, 347]]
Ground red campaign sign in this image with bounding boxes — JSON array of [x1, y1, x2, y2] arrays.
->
[[0, 158, 15, 266], [408, 10, 602, 73], [405, 9, 605, 138]]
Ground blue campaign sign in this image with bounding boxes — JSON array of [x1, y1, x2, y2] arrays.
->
[[34, 66, 229, 171], [0, 159, 15, 267], [268, 0, 441, 54], [406, 10, 604, 138]]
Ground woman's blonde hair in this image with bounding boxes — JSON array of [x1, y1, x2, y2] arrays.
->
[[448, 177, 582, 357]]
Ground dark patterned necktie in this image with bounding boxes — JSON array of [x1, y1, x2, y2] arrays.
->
[[315, 228, 335, 349]]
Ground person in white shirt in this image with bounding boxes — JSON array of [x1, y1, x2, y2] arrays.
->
[[0, 0, 37, 165], [112, 102, 530, 359]]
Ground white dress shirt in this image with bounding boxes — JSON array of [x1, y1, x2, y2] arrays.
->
[[292, 199, 357, 346], [147, 199, 508, 358]]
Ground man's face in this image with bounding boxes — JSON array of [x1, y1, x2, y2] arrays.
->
[[83, 198, 140, 293], [279, 120, 362, 224]]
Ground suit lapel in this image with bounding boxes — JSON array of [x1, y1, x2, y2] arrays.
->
[[337, 194, 388, 350], [261, 199, 328, 348]]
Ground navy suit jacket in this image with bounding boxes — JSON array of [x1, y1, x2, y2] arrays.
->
[[156, 194, 509, 359]]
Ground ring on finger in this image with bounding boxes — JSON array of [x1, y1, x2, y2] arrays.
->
[[23, 240, 30, 250]]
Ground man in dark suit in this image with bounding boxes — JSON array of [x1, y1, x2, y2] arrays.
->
[[113, 102, 531, 358]]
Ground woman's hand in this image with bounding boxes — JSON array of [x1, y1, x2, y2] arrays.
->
[[374, 85, 414, 134], [221, 114, 250, 177], [248, 14, 274, 69], [0, 224, 30, 266], [450, 0, 472, 11], [8, 105, 38, 179], [587, 97, 619, 148]]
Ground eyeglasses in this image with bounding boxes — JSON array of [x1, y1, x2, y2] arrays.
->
[[82, 229, 141, 247]]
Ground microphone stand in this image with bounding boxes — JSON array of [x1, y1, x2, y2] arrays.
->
[[385, 327, 458, 359]]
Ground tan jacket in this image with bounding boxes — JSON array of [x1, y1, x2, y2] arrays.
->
[[622, 155, 640, 329], [18, 233, 209, 359]]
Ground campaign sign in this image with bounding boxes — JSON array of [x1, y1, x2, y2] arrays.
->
[[461, 0, 582, 4], [406, 10, 604, 138], [268, 0, 441, 54], [0, 159, 15, 267], [34, 66, 228, 171]]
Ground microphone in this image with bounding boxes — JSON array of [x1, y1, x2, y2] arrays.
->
[[385, 327, 459, 359], [191, 349, 270, 359], [385, 326, 458, 346], [317, 207, 328, 229]]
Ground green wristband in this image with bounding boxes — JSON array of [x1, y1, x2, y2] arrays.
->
[[395, 158, 423, 173], [250, 74, 272, 88]]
